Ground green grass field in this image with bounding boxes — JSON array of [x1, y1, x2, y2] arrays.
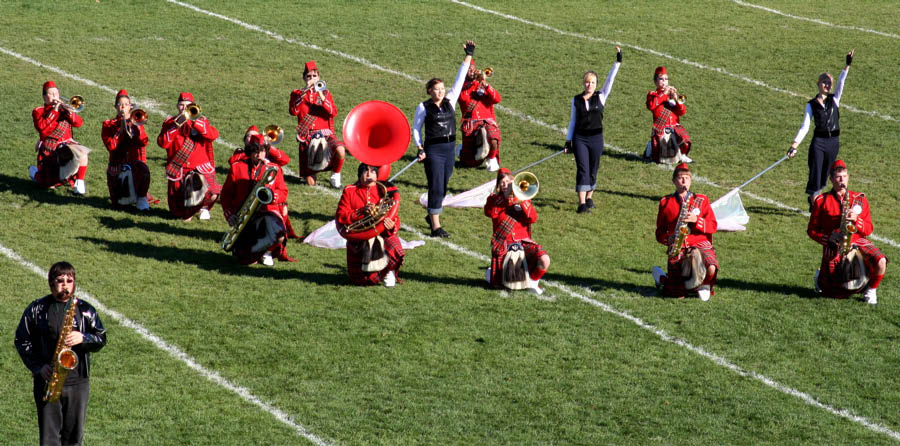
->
[[2, 1, 899, 444]]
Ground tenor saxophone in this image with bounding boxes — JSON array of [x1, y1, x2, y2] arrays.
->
[[44, 293, 79, 403], [839, 192, 863, 257], [668, 194, 703, 259], [221, 166, 278, 251]]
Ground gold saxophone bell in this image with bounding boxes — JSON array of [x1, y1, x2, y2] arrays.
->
[[512, 171, 539, 202], [483, 67, 494, 78], [314, 80, 327, 92], [131, 109, 148, 126], [263, 124, 283, 146], [60, 95, 85, 113]]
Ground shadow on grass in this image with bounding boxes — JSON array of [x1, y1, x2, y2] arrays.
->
[[78, 236, 346, 284], [97, 216, 223, 242], [744, 205, 804, 218], [595, 188, 661, 203], [1, 173, 113, 210], [550, 271, 660, 298]]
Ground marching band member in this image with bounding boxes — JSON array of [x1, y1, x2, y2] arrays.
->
[[289, 60, 346, 188], [484, 168, 550, 295], [335, 164, 404, 287], [645, 66, 691, 164], [564, 46, 622, 214], [457, 54, 502, 171], [157, 92, 221, 221], [15, 261, 107, 446], [220, 133, 294, 266], [101, 89, 152, 210], [30, 81, 90, 195], [412, 40, 474, 237], [807, 160, 886, 304], [788, 50, 854, 210], [653, 163, 718, 300]]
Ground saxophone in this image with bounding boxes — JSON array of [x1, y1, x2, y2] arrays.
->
[[221, 165, 278, 251], [668, 193, 703, 259], [44, 293, 79, 403], [839, 192, 863, 257]]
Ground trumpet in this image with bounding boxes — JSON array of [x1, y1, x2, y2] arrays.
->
[[174, 102, 202, 127], [131, 109, 148, 126], [483, 67, 494, 78], [314, 80, 327, 92], [512, 171, 539, 202], [58, 95, 85, 113], [263, 124, 283, 146], [677, 93, 686, 104]]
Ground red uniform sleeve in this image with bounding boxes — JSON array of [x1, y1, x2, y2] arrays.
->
[[220, 166, 241, 222], [655, 197, 673, 246], [315, 91, 338, 119], [33, 105, 61, 137], [518, 200, 538, 225], [134, 125, 149, 161], [692, 196, 717, 235], [646, 90, 666, 112], [484, 193, 506, 219], [483, 84, 501, 105], [854, 194, 874, 237], [289, 89, 304, 116], [65, 109, 84, 128], [335, 187, 360, 225], [270, 168, 289, 206], [385, 187, 401, 236], [101, 119, 122, 152], [266, 147, 291, 166], [157, 118, 178, 150], [807, 195, 831, 246]]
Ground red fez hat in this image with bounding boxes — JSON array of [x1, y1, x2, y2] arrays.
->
[[246, 125, 260, 134], [248, 133, 266, 145], [831, 159, 846, 171], [654, 66, 668, 78], [177, 92, 194, 103], [497, 167, 512, 182], [304, 60, 318, 75], [42, 81, 57, 93], [673, 162, 691, 179], [116, 89, 129, 99]]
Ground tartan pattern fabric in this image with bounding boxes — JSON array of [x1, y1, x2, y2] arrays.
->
[[818, 238, 887, 298], [662, 242, 718, 296], [346, 233, 405, 286], [489, 239, 546, 289], [43, 119, 71, 152], [165, 131, 195, 179]]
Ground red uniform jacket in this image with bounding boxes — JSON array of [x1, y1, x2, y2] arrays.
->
[[808, 190, 873, 246], [220, 159, 289, 224], [289, 88, 337, 139], [156, 117, 219, 172], [484, 193, 537, 242], [335, 182, 401, 237], [32, 104, 83, 150], [458, 81, 501, 122], [646, 89, 685, 127], [102, 118, 148, 164], [656, 192, 716, 248]]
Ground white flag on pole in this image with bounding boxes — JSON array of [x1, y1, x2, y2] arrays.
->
[[711, 188, 749, 232], [418, 179, 497, 209]]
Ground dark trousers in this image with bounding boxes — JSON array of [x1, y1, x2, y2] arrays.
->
[[573, 132, 604, 192], [33, 379, 90, 446], [423, 141, 456, 214], [806, 136, 839, 196]]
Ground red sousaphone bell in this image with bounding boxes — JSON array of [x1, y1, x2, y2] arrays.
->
[[342, 100, 410, 178]]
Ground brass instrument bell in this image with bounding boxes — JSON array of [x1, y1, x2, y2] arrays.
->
[[483, 67, 494, 78], [131, 109, 148, 126], [314, 80, 327, 92], [61, 95, 86, 113], [677, 93, 686, 104], [185, 102, 202, 119], [512, 171, 539, 201], [263, 124, 283, 145]]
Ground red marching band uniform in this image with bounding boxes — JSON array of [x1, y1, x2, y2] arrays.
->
[[220, 133, 294, 265], [335, 175, 404, 286], [101, 90, 151, 208], [31, 81, 88, 190], [156, 92, 221, 219], [807, 161, 886, 299], [655, 181, 718, 297], [458, 61, 502, 168], [646, 66, 691, 163], [289, 60, 345, 185], [484, 169, 548, 290]]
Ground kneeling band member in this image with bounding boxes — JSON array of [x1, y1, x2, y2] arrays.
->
[[807, 159, 886, 303], [30, 80, 90, 194], [335, 164, 405, 287], [484, 168, 550, 294], [289, 60, 346, 188], [654, 163, 718, 300], [221, 134, 294, 266], [101, 89, 152, 210]]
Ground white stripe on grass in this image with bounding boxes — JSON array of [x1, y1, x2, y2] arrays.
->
[[731, 0, 900, 40], [0, 244, 334, 446], [446, 0, 898, 124], [3, 36, 899, 441]]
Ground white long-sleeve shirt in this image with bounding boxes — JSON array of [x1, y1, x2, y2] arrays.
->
[[412, 59, 471, 147], [792, 68, 848, 144], [566, 62, 620, 141]]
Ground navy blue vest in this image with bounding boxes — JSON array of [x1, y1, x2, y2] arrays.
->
[[573, 92, 604, 135], [422, 99, 456, 142], [809, 94, 840, 136]]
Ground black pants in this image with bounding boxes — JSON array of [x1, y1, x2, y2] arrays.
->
[[423, 140, 456, 214], [573, 132, 604, 192], [806, 135, 839, 196], [33, 379, 90, 446]]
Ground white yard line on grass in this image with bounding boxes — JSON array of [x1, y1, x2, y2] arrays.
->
[[731, 0, 900, 40], [3, 30, 899, 441], [447, 0, 898, 124], [0, 244, 334, 446]]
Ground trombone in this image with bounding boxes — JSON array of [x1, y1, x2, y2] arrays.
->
[[174, 102, 202, 127], [512, 171, 539, 202], [58, 95, 85, 113], [124, 109, 148, 138]]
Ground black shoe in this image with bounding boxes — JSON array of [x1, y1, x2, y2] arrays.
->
[[431, 227, 450, 238], [586, 198, 595, 209], [576, 203, 591, 214]]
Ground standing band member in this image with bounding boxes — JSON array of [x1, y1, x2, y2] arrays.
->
[[484, 168, 550, 295], [15, 261, 107, 446], [336, 164, 404, 287], [157, 92, 221, 221], [30, 81, 90, 195], [289, 60, 346, 188], [645, 66, 691, 164], [457, 55, 502, 171], [808, 160, 886, 304], [653, 163, 718, 300], [788, 50, 854, 209], [221, 133, 294, 266], [412, 40, 474, 237], [101, 89, 152, 210], [565, 46, 621, 214]]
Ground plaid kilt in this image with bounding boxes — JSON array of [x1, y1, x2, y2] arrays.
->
[[166, 165, 221, 219], [297, 133, 343, 177], [460, 119, 501, 167], [346, 233, 405, 286], [106, 161, 151, 205], [489, 239, 546, 289], [819, 238, 887, 298], [232, 211, 287, 265], [662, 241, 718, 297]]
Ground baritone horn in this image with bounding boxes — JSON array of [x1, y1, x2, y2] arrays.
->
[[512, 171, 539, 201], [59, 95, 85, 113], [263, 125, 283, 145]]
